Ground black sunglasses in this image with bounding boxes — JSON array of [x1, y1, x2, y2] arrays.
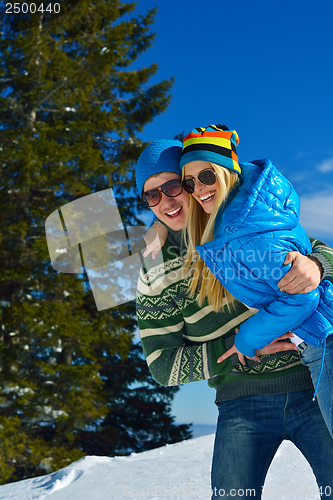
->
[[182, 169, 217, 194], [142, 179, 183, 207]]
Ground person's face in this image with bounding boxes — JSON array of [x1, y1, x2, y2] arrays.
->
[[183, 161, 220, 214], [143, 172, 190, 231]]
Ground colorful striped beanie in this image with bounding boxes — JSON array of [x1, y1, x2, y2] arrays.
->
[[135, 139, 183, 196], [180, 124, 241, 174]]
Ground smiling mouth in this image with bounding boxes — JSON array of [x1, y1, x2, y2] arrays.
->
[[199, 191, 216, 202], [165, 206, 182, 218]]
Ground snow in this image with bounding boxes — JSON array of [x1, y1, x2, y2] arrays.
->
[[0, 435, 322, 500]]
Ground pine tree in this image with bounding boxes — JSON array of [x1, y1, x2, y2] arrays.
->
[[0, 1, 191, 483], [80, 344, 192, 456]]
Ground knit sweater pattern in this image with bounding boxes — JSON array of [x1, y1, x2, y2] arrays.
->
[[136, 236, 333, 403]]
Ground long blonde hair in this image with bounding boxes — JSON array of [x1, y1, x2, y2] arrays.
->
[[182, 163, 239, 312]]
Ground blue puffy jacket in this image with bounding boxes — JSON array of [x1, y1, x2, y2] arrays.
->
[[196, 159, 333, 357]]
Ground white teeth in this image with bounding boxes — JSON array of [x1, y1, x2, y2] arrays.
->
[[200, 192, 215, 201], [167, 207, 181, 216]]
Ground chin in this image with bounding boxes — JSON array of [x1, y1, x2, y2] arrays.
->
[[169, 223, 182, 231]]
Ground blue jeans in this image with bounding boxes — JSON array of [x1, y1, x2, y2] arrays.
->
[[298, 334, 333, 438], [211, 390, 333, 499]]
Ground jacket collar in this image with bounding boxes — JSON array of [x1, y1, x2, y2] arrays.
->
[[212, 158, 299, 246]]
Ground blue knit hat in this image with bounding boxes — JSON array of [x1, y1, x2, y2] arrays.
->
[[135, 139, 182, 196]]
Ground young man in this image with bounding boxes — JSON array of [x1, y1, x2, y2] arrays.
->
[[135, 139, 333, 499]]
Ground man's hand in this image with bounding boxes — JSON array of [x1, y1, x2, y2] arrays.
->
[[143, 221, 169, 259], [217, 331, 297, 366], [278, 251, 323, 294]]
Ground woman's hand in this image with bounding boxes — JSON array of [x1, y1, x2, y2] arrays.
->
[[278, 252, 323, 294], [217, 330, 297, 366], [256, 331, 298, 355], [217, 344, 260, 366], [143, 221, 169, 259]]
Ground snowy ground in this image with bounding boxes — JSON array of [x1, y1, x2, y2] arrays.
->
[[0, 434, 323, 500]]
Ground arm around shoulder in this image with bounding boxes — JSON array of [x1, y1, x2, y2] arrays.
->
[[309, 237, 333, 283]]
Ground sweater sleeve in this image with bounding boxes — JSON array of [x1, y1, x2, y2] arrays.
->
[[231, 239, 333, 356], [309, 237, 333, 282], [136, 256, 250, 386]]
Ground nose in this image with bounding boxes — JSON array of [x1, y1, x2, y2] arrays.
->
[[160, 191, 175, 207], [193, 177, 205, 192]]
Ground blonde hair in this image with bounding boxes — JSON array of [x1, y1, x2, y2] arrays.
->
[[182, 163, 239, 312]]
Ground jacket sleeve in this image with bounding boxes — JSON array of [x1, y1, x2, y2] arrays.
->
[[309, 237, 333, 282], [136, 264, 247, 386], [233, 239, 333, 356]]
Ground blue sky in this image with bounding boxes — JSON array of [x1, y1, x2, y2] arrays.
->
[[130, 0, 333, 427]]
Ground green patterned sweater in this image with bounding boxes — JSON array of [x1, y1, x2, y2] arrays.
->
[[136, 236, 333, 402]]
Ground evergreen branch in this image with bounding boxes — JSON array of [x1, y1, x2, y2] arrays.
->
[[35, 78, 69, 111]]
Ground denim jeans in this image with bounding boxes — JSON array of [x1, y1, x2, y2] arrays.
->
[[211, 390, 333, 499], [298, 334, 333, 438]]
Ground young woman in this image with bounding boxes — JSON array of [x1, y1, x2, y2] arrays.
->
[[180, 124, 333, 436]]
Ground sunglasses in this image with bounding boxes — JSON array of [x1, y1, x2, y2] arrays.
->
[[182, 169, 217, 194], [142, 179, 183, 207]]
